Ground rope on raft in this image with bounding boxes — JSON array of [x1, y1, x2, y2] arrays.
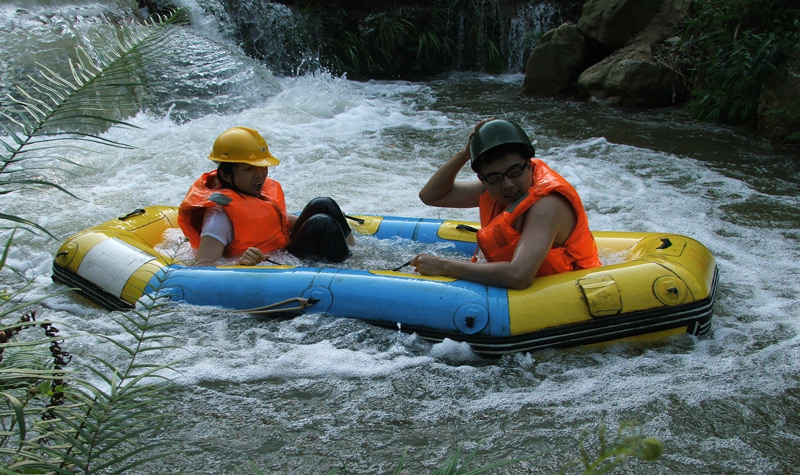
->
[[229, 297, 320, 315]]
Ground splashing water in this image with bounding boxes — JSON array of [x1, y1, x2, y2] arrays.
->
[[2, 1, 799, 473]]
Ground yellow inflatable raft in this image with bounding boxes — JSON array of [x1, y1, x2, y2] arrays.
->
[[52, 206, 719, 356]]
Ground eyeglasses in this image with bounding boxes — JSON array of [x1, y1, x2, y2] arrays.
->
[[479, 162, 529, 184]]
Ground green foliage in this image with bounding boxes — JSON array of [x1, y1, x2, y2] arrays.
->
[[330, 9, 443, 79], [677, 0, 800, 125], [0, 228, 183, 473], [1, 8, 189, 474], [0, 245, 183, 473], [558, 421, 663, 475], [0, 9, 188, 236]]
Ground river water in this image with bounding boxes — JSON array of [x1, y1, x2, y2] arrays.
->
[[3, 1, 800, 473]]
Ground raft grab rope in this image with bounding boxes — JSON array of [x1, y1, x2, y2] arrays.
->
[[118, 209, 146, 221], [229, 297, 320, 315]]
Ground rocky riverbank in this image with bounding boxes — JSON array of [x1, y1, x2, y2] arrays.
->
[[521, 0, 799, 144]]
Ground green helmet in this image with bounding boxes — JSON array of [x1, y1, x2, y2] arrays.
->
[[469, 119, 535, 172]]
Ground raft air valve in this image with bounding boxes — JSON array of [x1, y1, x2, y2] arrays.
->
[[454, 303, 488, 334]]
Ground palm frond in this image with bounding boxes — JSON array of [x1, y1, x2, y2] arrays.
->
[[2, 288, 183, 473], [1, 8, 191, 474], [0, 8, 188, 235]]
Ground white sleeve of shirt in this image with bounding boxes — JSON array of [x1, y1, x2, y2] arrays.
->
[[200, 206, 233, 246]]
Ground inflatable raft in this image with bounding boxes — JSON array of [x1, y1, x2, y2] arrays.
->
[[52, 206, 718, 356]]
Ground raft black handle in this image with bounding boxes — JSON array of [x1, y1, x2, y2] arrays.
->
[[456, 224, 479, 233], [657, 238, 672, 250], [345, 215, 365, 224], [119, 209, 146, 221], [392, 260, 412, 272]]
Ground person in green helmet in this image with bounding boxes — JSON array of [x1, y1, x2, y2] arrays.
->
[[410, 118, 601, 289], [178, 126, 355, 266]]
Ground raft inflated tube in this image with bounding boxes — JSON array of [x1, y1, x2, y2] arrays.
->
[[53, 232, 169, 309], [52, 205, 719, 355], [148, 266, 511, 336], [348, 215, 479, 254], [52, 206, 178, 309]]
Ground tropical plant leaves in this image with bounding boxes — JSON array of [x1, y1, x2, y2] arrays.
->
[[0, 8, 188, 236], [1, 246, 184, 473], [678, 0, 800, 125], [1, 9, 188, 473], [328, 1, 513, 79]]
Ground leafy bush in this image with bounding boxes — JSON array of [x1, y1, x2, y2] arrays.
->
[[677, 0, 800, 125], [0, 9, 188, 235], [0, 258, 182, 473]]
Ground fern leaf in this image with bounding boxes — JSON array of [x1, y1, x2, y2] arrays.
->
[[0, 8, 188, 234]]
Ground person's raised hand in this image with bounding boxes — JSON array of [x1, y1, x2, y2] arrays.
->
[[463, 116, 497, 161]]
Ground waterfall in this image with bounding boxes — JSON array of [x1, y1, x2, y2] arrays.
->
[[192, 0, 570, 76], [505, 2, 564, 71], [213, 0, 324, 76], [0, 0, 569, 127]]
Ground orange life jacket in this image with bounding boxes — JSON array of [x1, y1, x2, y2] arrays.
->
[[477, 159, 601, 276], [177, 170, 291, 257]]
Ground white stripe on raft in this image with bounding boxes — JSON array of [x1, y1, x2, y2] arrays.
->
[[77, 238, 156, 298]]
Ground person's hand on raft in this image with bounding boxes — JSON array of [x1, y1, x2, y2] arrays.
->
[[239, 247, 265, 266], [410, 254, 448, 276]]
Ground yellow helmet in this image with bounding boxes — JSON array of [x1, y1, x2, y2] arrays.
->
[[208, 126, 279, 167]]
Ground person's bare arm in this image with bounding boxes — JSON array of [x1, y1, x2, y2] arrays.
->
[[410, 195, 576, 289], [418, 148, 484, 208], [194, 239, 265, 266], [419, 118, 496, 209], [193, 236, 226, 266]]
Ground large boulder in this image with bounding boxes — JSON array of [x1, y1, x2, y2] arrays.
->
[[522, 22, 588, 97], [522, 0, 689, 106], [574, 0, 688, 107], [576, 49, 673, 107], [577, 0, 661, 50], [758, 49, 800, 144]]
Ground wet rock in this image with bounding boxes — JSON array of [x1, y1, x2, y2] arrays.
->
[[522, 22, 588, 97], [523, 0, 689, 109], [577, 56, 672, 107], [577, 0, 661, 50]]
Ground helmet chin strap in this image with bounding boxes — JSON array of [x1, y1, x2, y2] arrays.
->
[[217, 163, 242, 194]]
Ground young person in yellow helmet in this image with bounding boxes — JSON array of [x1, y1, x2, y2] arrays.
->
[[178, 126, 354, 266], [410, 118, 600, 289]]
